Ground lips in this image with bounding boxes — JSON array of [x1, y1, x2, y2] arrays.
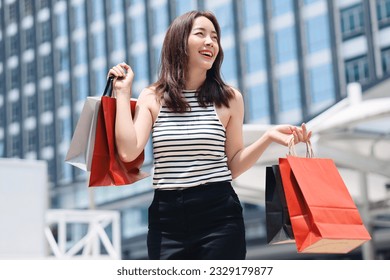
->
[[199, 50, 213, 58]]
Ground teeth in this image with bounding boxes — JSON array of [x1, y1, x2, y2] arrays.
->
[[200, 51, 212, 57]]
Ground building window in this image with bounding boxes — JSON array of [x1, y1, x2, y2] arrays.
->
[[274, 27, 297, 63], [56, 12, 68, 37], [246, 84, 270, 124], [0, 104, 4, 126], [213, 4, 235, 35], [132, 53, 148, 85], [243, 0, 263, 27], [0, 141, 4, 157], [43, 89, 53, 112], [308, 64, 335, 113], [58, 155, 72, 183], [40, 20, 52, 43], [47, 158, 56, 183], [72, 4, 86, 30], [27, 130, 36, 152], [24, 0, 33, 16], [92, 32, 106, 58], [377, 0, 390, 27], [25, 28, 35, 50], [340, 4, 364, 40], [74, 40, 87, 65], [272, 0, 293, 17], [11, 135, 20, 158], [8, 2, 17, 23], [175, 0, 197, 16], [381, 47, 390, 74], [110, 0, 124, 14], [278, 74, 301, 113], [122, 208, 148, 239], [59, 83, 71, 106], [245, 38, 266, 73], [42, 124, 54, 146], [152, 6, 169, 35], [111, 24, 126, 52], [25, 61, 35, 83], [11, 68, 19, 89], [58, 48, 70, 71], [345, 55, 369, 84], [130, 14, 146, 42], [11, 101, 21, 123], [9, 34, 18, 56], [26, 95, 36, 117], [91, 0, 104, 22], [221, 48, 238, 85], [304, 0, 321, 4], [76, 75, 88, 101], [39, 0, 50, 9], [305, 15, 330, 53], [41, 55, 52, 77], [59, 117, 71, 142], [93, 68, 107, 96]]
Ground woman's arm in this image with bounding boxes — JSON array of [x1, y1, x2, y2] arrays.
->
[[108, 63, 154, 162], [225, 88, 311, 179]]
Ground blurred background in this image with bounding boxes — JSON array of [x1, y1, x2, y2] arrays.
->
[[0, 0, 389, 260]]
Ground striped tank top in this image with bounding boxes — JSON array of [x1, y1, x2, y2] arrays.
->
[[152, 90, 232, 189]]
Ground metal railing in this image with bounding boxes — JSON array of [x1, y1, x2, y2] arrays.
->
[[44, 209, 121, 259]]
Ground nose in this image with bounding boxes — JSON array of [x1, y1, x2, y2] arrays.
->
[[204, 35, 214, 46]]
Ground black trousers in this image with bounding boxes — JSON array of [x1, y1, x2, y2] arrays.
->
[[147, 181, 246, 260]]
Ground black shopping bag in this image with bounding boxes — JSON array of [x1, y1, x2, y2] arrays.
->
[[265, 165, 295, 244]]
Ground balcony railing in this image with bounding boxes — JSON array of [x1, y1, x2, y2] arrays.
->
[[44, 209, 121, 259]]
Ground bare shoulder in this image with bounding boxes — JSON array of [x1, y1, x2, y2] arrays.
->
[[136, 86, 161, 122], [228, 86, 244, 108], [137, 86, 160, 105]]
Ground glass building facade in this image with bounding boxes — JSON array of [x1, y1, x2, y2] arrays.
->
[[1, 0, 390, 259]]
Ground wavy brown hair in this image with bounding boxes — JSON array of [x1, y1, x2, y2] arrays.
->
[[153, 10, 234, 113]]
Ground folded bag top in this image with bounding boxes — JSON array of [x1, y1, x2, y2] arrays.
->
[[65, 96, 100, 171], [279, 140, 371, 254], [89, 77, 149, 187]]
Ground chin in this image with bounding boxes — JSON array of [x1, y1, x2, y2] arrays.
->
[[202, 61, 214, 70]]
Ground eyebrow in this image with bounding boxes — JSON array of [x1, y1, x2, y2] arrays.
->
[[192, 27, 218, 35]]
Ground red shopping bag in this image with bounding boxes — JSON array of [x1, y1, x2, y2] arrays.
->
[[279, 142, 371, 253], [89, 77, 149, 187]]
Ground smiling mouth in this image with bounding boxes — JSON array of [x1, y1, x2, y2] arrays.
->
[[199, 50, 213, 58]]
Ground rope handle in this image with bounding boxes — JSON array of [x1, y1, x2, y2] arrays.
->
[[288, 136, 314, 158]]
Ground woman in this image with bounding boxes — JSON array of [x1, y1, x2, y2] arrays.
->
[[108, 10, 311, 260]]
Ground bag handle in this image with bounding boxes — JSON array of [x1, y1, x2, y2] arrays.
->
[[288, 137, 314, 158], [103, 76, 115, 97]]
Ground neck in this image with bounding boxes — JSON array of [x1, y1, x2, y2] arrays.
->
[[185, 68, 207, 90]]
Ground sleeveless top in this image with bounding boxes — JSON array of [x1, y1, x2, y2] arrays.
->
[[152, 90, 232, 189]]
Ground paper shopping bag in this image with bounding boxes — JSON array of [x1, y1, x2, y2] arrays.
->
[[89, 77, 149, 187], [265, 165, 295, 245], [279, 153, 371, 254], [65, 96, 100, 171]]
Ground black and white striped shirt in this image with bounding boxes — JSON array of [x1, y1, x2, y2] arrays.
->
[[152, 90, 232, 189]]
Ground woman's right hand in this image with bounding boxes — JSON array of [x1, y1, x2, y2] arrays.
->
[[107, 62, 134, 98]]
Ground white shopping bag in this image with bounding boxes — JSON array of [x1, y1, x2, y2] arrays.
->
[[65, 96, 101, 171]]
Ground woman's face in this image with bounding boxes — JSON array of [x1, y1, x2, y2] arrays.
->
[[187, 16, 219, 72]]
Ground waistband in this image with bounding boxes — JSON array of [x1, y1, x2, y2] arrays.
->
[[154, 181, 232, 194]]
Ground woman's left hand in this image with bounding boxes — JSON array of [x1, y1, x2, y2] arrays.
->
[[266, 123, 312, 146]]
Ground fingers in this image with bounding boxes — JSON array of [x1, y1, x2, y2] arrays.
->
[[290, 123, 312, 143], [107, 62, 131, 79]]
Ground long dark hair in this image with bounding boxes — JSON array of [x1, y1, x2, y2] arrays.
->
[[153, 10, 234, 113]]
